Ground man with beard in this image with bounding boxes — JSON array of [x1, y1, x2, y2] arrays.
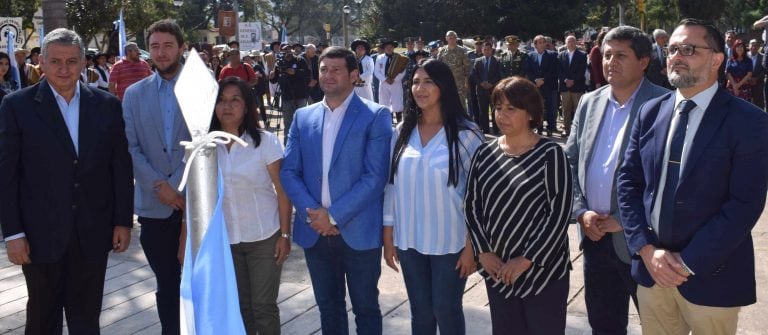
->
[[617, 19, 768, 334], [109, 42, 152, 100], [121, 19, 191, 335]]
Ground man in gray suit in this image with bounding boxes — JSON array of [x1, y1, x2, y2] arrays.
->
[[122, 20, 191, 335], [564, 26, 668, 334]]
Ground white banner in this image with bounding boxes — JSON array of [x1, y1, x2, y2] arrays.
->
[[0, 17, 24, 50], [238, 22, 262, 52]]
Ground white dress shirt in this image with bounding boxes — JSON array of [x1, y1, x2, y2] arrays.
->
[[218, 131, 284, 244], [321, 91, 355, 208]]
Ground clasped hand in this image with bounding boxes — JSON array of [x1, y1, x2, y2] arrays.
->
[[580, 211, 623, 241], [306, 207, 339, 237]]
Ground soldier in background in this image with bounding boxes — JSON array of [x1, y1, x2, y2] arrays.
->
[[437, 30, 471, 110], [499, 35, 529, 78], [467, 35, 485, 122]]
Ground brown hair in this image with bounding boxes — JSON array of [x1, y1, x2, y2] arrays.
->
[[491, 76, 543, 129]]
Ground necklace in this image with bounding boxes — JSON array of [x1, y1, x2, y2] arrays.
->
[[499, 135, 538, 158]]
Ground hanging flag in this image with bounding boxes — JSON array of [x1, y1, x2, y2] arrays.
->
[[6, 31, 21, 91], [38, 26, 44, 47], [281, 26, 288, 44], [118, 9, 127, 58]]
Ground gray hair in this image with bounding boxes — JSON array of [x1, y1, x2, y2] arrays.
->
[[42, 28, 85, 60], [652, 29, 667, 40], [124, 42, 139, 54], [305, 43, 316, 51]]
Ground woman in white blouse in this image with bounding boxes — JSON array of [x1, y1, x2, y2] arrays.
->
[[210, 77, 292, 334], [383, 59, 484, 335]]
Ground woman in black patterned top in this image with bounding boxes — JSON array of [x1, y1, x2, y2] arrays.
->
[[464, 76, 573, 334]]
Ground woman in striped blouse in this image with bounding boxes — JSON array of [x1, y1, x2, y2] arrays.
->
[[465, 76, 573, 334], [383, 59, 484, 334]]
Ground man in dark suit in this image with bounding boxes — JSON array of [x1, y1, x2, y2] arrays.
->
[[470, 41, 503, 134], [647, 29, 673, 89], [617, 19, 768, 334], [749, 39, 765, 110], [0, 28, 134, 334], [565, 26, 669, 335], [527, 35, 559, 136], [558, 35, 588, 137]]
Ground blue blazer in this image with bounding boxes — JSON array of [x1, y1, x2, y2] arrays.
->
[[122, 73, 191, 219], [526, 50, 559, 92], [280, 94, 392, 250], [617, 88, 768, 307], [0, 79, 134, 262], [557, 49, 588, 93]]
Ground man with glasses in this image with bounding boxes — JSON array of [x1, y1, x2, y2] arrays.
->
[[109, 42, 152, 100], [617, 19, 768, 334]]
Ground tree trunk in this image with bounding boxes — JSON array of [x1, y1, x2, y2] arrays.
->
[[42, 0, 68, 34]]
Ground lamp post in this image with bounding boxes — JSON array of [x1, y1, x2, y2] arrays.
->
[[342, 5, 351, 47]]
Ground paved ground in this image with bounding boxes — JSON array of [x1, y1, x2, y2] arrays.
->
[[0, 115, 766, 334]]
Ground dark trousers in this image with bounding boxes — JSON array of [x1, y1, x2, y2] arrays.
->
[[486, 273, 569, 335], [138, 211, 182, 335], [304, 235, 382, 335], [476, 89, 497, 134], [582, 236, 638, 335], [22, 231, 108, 335], [397, 248, 467, 335], [468, 84, 479, 121], [540, 88, 558, 132]]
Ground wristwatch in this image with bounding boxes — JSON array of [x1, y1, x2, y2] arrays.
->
[[280, 232, 292, 239]]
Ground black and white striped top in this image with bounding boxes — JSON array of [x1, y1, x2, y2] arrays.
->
[[465, 137, 573, 299]]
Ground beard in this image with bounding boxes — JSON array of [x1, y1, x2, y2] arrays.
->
[[155, 55, 181, 77], [667, 60, 710, 89]]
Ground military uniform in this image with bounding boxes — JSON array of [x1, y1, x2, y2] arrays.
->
[[436, 45, 471, 105], [467, 35, 485, 122], [499, 35, 529, 78]]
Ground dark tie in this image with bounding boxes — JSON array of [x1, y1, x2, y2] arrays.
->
[[385, 55, 392, 74], [658, 99, 697, 238], [484, 57, 490, 81]]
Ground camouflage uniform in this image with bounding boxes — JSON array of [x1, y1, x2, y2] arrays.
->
[[499, 49, 529, 78], [437, 46, 471, 104]]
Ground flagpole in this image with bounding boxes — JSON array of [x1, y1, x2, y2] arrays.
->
[[183, 144, 218, 258]]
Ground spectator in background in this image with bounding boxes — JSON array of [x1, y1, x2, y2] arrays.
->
[[589, 30, 608, 89], [647, 29, 672, 89], [302, 44, 323, 103], [725, 39, 753, 101], [210, 55, 223, 79], [749, 39, 765, 109], [269, 43, 309, 133], [92, 53, 111, 92], [558, 35, 588, 137], [219, 49, 260, 88], [109, 42, 152, 100], [0, 52, 18, 102]]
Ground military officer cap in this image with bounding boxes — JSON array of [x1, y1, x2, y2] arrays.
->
[[380, 39, 398, 48], [505, 35, 520, 44], [403, 37, 415, 43], [473, 35, 485, 43]]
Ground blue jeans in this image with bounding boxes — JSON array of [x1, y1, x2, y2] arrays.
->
[[304, 235, 382, 335], [582, 236, 638, 335], [397, 248, 467, 335]]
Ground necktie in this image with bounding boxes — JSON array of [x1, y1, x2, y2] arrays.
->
[[657, 99, 697, 239], [484, 57, 490, 81], [385, 55, 392, 74], [537, 53, 542, 66], [358, 59, 364, 75]]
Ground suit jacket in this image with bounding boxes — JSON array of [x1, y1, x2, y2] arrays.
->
[[617, 87, 768, 307], [280, 93, 392, 250], [558, 49, 588, 93], [526, 50, 558, 92], [122, 73, 191, 219], [750, 52, 765, 84], [470, 55, 503, 95], [0, 79, 134, 262], [646, 44, 671, 89], [564, 79, 668, 264]]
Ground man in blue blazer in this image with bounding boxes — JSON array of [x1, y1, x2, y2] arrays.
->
[[558, 35, 588, 137], [617, 19, 768, 334], [281, 46, 392, 334], [122, 20, 190, 334], [0, 29, 134, 334], [527, 35, 559, 136]]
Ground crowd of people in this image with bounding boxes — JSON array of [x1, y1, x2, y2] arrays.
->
[[1, 16, 768, 335]]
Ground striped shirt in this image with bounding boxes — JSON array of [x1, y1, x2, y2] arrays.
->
[[384, 124, 484, 255], [109, 58, 152, 100], [465, 138, 573, 298]]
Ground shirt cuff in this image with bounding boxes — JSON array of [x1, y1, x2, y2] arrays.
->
[[329, 214, 338, 226], [573, 208, 588, 222], [679, 257, 696, 276], [4, 233, 26, 241]]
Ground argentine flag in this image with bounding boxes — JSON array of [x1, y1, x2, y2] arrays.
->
[[6, 31, 21, 91]]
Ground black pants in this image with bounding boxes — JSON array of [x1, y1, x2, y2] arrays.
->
[[486, 274, 569, 335], [477, 89, 497, 134], [582, 236, 638, 335], [22, 230, 108, 335], [138, 211, 182, 335]]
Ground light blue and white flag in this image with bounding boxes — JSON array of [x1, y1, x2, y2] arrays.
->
[[6, 31, 21, 91], [118, 9, 127, 58], [281, 26, 288, 44]]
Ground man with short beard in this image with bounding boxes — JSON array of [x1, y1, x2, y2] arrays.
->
[[122, 19, 191, 335], [618, 19, 768, 334]]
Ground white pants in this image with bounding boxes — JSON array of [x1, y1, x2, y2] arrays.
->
[[354, 84, 373, 102], [378, 81, 404, 113]]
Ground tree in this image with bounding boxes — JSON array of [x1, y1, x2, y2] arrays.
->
[[677, 0, 725, 22], [43, 0, 68, 36]]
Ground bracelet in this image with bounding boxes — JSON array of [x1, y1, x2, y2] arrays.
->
[[280, 232, 292, 239]]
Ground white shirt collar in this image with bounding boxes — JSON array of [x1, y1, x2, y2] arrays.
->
[[674, 81, 719, 114], [322, 90, 356, 113], [49, 81, 81, 104]]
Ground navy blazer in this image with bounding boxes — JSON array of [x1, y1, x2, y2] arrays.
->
[[280, 93, 392, 250], [617, 88, 768, 307], [0, 79, 134, 262], [526, 50, 559, 92], [557, 49, 587, 93], [470, 56, 503, 94]]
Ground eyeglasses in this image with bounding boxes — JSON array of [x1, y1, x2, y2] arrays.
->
[[664, 44, 712, 57]]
